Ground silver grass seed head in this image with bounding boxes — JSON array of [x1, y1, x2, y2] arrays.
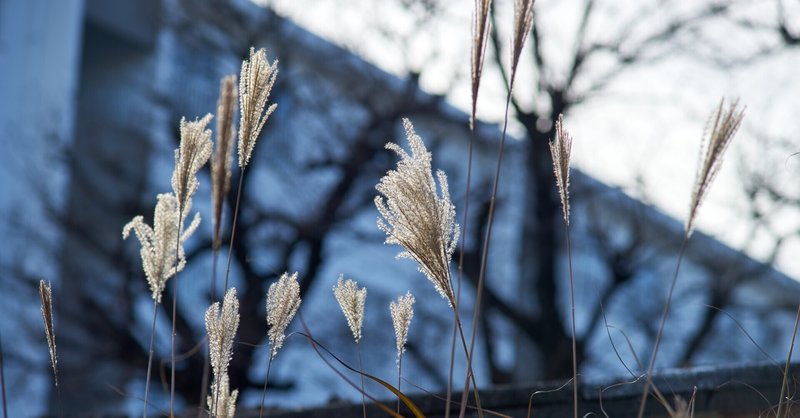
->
[[470, 0, 492, 129], [173, 114, 213, 214], [686, 98, 745, 237], [511, 0, 535, 85], [333, 275, 367, 343], [389, 291, 415, 363], [266, 272, 302, 359], [207, 373, 238, 418], [238, 47, 279, 168], [375, 118, 460, 306], [122, 193, 201, 303], [550, 114, 573, 225], [39, 280, 58, 386], [212, 75, 238, 250], [205, 288, 240, 380]]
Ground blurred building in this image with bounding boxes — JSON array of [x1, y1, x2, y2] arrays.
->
[[1, 0, 797, 416]]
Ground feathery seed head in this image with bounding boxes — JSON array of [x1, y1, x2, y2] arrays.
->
[[238, 47, 279, 168], [375, 119, 460, 306], [122, 193, 201, 303], [205, 288, 240, 380], [39, 280, 58, 386], [266, 272, 302, 359], [389, 291, 415, 363], [511, 0, 535, 86], [333, 275, 367, 343], [686, 98, 745, 236], [550, 114, 573, 225], [471, 0, 492, 129], [207, 373, 238, 418], [212, 75, 238, 250], [172, 114, 213, 213]]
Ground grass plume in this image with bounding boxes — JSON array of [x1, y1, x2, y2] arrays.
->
[[123, 193, 199, 303], [172, 115, 213, 213], [510, 0, 535, 84], [334, 276, 368, 344], [375, 119, 460, 306], [333, 276, 368, 418], [38, 280, 58, 387], [211, 75, 238, 252], [238, 47, 279, 169], [390, 292, 415, 414], [686, 98, 745, 236], [205, 288, 240, 418], [261, 272, 302, 418], [550, 114, 572, 226], [470, 0, 492, 130]]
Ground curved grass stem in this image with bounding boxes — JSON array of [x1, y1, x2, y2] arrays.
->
[[636, 235, 689, 418]]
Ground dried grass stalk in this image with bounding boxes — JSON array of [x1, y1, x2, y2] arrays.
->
[[39, 280, 58, 387], [266, 272, 302, 359], [333, 276, 367, 343], [471, 0, 492, 128], [686, 98, 745, 236], [549, 114, 573, 225], [212, 75, 238, 250], [375, 119, 460, 306], [122, 193, 201, 302], [390, 292, 415, 362], [238, 47, 279, 168]]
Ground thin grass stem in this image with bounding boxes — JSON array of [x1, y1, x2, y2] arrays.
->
[[448, 117, 477, 418], [223, 171, 246, 293], [198, 249, 221, 417], [170, 206, 185, 417], [445, 313, 457, 418], [776, 303, 800, 418], [358, 342, 366, 418], [258, 355, 274, 418], [636, 235, 689, 418], [461, 83, 514, 418], [454, 305, 483, 418], [143, 298, 159, 418], [0, 332, 8, 418], [397, 354, 403, 414], [565, 224, 578, 418]]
